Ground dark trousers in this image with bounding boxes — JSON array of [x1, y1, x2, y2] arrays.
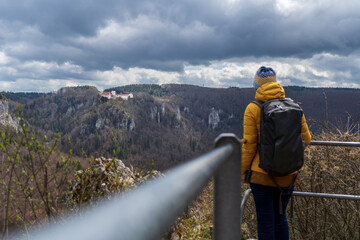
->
[[250, 183, 294, 240]]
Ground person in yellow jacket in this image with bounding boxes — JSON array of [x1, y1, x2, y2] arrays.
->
[[242, 66, 311, 240]]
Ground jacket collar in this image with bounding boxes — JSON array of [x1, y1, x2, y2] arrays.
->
[[255, 82, 285, 102]]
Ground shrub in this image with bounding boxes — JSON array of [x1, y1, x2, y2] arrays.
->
[[0, 107, 77, 238], [289, 131, 360, 239]]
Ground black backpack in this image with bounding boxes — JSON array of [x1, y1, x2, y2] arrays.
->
[[246, 98, 305, 215], [244, 98, 305, 182], [253, 98, 305, 177]]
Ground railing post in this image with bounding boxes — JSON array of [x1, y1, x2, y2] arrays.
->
[[213, 133, 242, 240]]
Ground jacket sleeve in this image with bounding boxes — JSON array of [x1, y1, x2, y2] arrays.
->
[[301, 114, 311, 145], [242, 104, 259, 177]]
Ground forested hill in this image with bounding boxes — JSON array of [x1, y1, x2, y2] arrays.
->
[[2, 84, 360, 170]]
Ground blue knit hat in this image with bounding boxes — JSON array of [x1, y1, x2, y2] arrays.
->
[[253, 66, 277, 90]]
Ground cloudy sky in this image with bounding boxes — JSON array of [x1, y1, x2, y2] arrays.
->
[[0, 0, 360, 92]]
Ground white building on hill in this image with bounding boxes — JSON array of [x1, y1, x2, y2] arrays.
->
[[119, 93, 134, 100], [100, 91, 133, 100]]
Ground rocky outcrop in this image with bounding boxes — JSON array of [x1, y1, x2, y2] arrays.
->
[[150, 105, 164, 124], [183, 106, 190, 114], [161, 103, 166, 116], [128, 118, 136, 131], [96, 108, 135, 131], [70, 157, 162, 204], [66, 106, 75, 116], [76, 103, 84, 110], [119, 113, 129, 128], [0, 101, 19, 131], [208, 108, 220, 130], [150, 106, 158, 121], [175, 107, 181, 129], [95, 118, 105, 130], [176, 107, 181, 121]]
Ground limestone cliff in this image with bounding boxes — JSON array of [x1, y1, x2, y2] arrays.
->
[[0, 100, 19, 131], [208, 108, 220, 130]]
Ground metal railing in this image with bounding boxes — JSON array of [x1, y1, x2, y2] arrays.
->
[[310, 140, 360, 147], [240, 140, 360, 227], [11, 133, 243, 240]]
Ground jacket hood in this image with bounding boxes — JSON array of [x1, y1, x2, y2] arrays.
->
[[255, 82, 285, 102]]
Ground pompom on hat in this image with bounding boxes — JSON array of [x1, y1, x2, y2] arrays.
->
[[253, 66, 277, 90]]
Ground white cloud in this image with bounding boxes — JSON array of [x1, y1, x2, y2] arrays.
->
[[0, 51, 10, 64], [1, 52, 360, 92], [92, 66, 181, 91], [13, 61, 83, 79], [276, 0, 303, 16]]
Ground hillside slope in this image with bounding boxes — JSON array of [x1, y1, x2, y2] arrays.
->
[[3, 84, 360, 170]]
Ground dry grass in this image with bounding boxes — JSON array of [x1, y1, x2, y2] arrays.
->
[[162, 181, 214, 240], [289, 132, 360, 240]]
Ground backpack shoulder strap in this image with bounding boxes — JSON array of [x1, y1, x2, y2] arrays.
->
[[284, 97, 302, 105], [251, 100, 263, 108]]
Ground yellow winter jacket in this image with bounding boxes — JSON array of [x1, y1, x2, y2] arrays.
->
[[242, 82, 311, 187]]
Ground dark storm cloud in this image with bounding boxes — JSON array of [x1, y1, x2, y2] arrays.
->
[[1, 0, 359, 73]]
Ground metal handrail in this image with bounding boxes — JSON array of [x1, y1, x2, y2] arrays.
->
[[310, 140, 360, 147], [293, 191, 360, 200], [11, 133, 243, 240]]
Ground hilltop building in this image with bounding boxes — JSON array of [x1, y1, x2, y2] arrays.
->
[[100, 91, 115, 99], [100, 91, 133, 100], [119, 93, 134, 100]]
